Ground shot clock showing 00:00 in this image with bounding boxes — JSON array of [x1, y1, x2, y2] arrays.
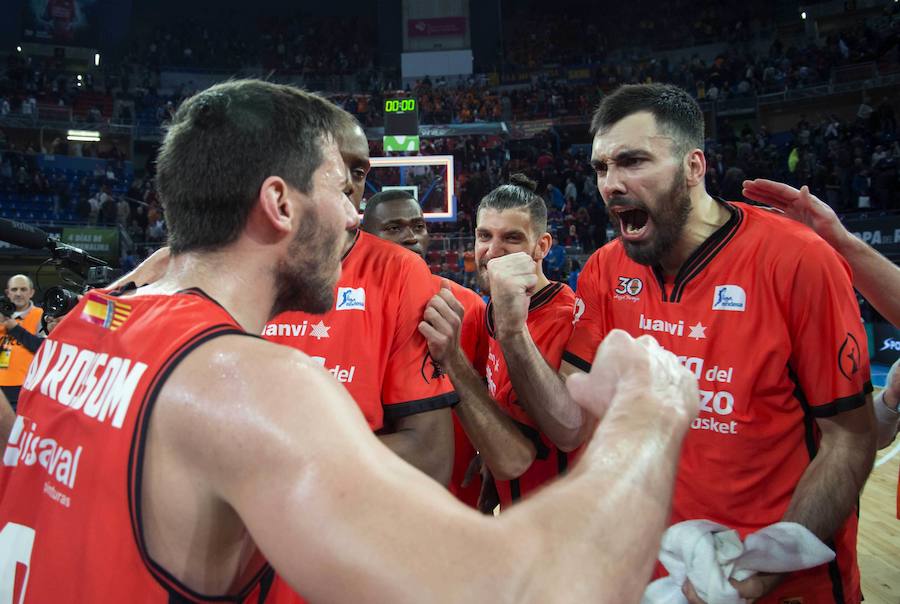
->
[[385, 99, 417, 113]]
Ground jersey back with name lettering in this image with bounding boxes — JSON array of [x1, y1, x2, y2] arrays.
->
[[0, 289, 272, 603], [564, 202, 871, 604]]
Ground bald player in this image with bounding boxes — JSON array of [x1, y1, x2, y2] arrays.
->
[[0, 79, 703, 603], [361, 189, 503, 507], [492, 83, 875, 603]]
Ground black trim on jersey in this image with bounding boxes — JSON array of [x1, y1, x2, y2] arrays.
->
[[177, 288, 247, 330], [109, 281, 138, 296], [382, 391, 460, 422], [514, 420, 551, 460], [561, 351, 592, 373], [654, 200, 743, 304], [809, 383, 870, 418], [529, 282, 564, 312], [510, 479, 522, 502], [485, 282, 564, 338], [557, 450, 569, 475], [342, 229, 361, 260], [826, 550, 846, 604], [652, 266, 668, 303], [789, 367, 845, 604], [128, 326, 270, 603], [255, 567, 275, 603]]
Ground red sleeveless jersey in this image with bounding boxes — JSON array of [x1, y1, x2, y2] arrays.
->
[[443, 279, 488, 508], [565, 202, 871, 604], [484, 282, 580, 507], [0, 288, 273, 603]]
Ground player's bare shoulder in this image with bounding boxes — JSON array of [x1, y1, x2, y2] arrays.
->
[[151, 335, 361, 459]]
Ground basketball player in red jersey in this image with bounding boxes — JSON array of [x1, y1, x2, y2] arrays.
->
[[264, 118, 456, 486], [0, 78, 705, 603], [742, 178, 900, 519], [495, 84, 875, 604], [361, 189, 495, 508], [418, 175, 579, 509]]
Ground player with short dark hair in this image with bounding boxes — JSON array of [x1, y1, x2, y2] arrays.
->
[[0, 79, 704, 604], [494, 83, 875, 603], [263, 123, 456, 488], [420, 174, 579, 508]]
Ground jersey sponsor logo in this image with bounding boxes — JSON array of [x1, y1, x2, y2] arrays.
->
[[336, 287, 366, 311], [21, 340, 148, 429], [687, 322, 707, 340], [310, 356, 356, 383], [712, 285, 746, 312], [262, 320, 330, 340], [838, 332, 861, 380], [486, 351, 501, 397], [572, 298, 586, 325], [881, 337, 900, 352], [614, 276, 643, 303], [678, 355, 739, 435], [3, 416, 83, 504], [639, 314, 684, 337]]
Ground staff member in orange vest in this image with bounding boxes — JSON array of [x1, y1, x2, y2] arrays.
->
[[0, 274, 44, 410]]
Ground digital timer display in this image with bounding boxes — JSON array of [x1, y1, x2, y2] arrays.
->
[[384, 99, 417, 113]]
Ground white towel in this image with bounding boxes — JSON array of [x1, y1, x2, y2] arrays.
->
[[640, 520, 834, 604]]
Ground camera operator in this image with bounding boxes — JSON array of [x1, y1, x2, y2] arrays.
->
[[0, 274, 44, 411]]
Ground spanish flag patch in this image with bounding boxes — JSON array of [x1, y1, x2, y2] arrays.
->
[[80, 292, 133, 331]]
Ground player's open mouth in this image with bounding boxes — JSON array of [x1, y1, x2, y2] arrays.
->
[[613, 207, 652, 241]]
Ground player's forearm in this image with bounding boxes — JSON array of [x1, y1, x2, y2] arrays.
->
[[498, 329, 587, 451], [874, 389, 900, 449], [379, 410, 454, 485], [782, 428, 874, 540], [834, 233, 900, 326], [446, 351, 536, 481], [503, 395, 690, 602]]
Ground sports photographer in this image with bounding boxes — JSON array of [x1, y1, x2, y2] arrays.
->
[[0, 274, 44, 410]]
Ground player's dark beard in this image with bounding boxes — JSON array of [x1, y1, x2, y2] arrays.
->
[[608, 171, 692, 267], [271, 209, 342, 317]]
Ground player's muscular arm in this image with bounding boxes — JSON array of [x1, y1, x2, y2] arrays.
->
[[783, 403, 876, 540], [489, 253, 590, 451], [419, 288, 536, 481], [379, 408, 454, 486], [161, 332, 698, 604], [742, 180, 900, 326]]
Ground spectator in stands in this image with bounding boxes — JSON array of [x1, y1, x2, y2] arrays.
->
[[463, 243, 477, 288], [544, 234, 567, 281]]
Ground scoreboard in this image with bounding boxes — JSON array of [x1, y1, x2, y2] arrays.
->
[[383, 97, 419, 152]]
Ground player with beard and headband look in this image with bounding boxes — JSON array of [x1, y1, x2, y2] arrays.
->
[[420, 175, 579, 510], [361, 189, 501, 509], [0, 79, 709, 604], [263, 113, 456, 486], [489, 84, 874, 604]]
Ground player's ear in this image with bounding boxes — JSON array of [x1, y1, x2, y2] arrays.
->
[[253, 176, 294, 239], [534, 232, 552, 260], [685, 148, 706, 188]]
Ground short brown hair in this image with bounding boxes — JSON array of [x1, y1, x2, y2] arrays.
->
[[157, 79, 349, 253]]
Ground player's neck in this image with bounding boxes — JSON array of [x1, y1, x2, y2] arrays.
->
[[534, 266, 551, 291], [659, 193, 730, 276], [341, 229, 357, 257], [142, 249, 275, 335]]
